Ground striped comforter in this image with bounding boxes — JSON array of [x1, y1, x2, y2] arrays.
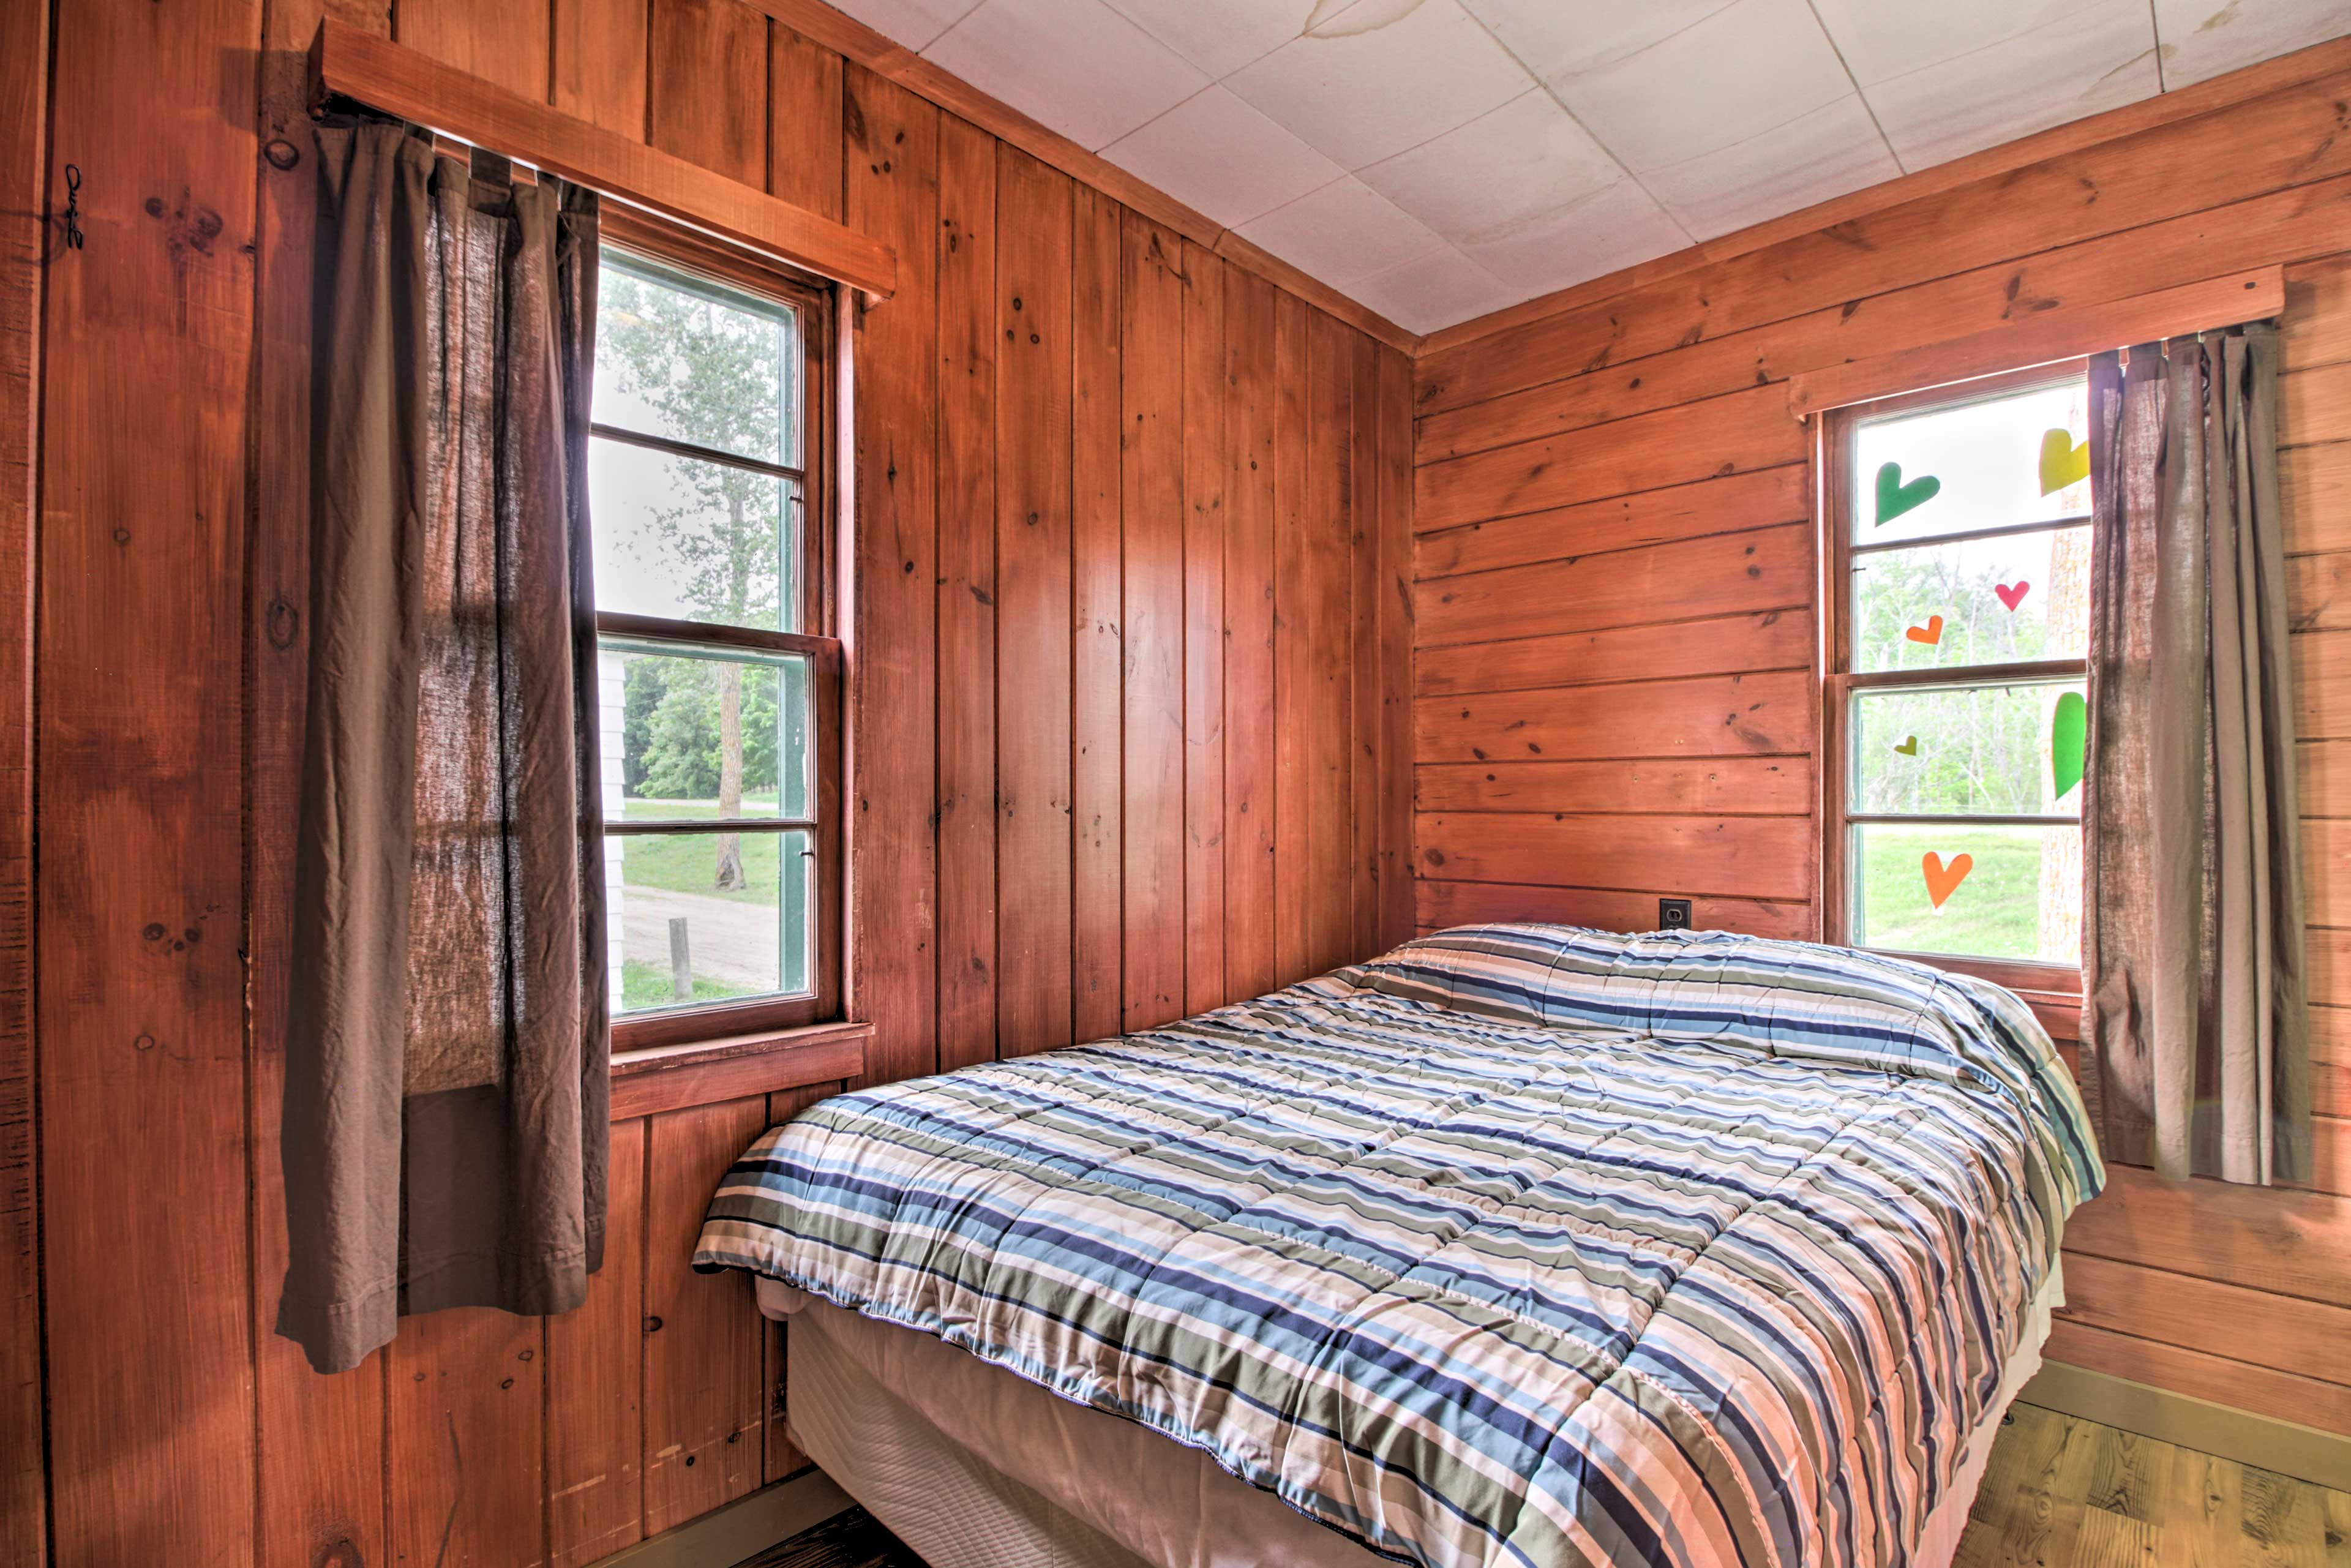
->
[[696, 925, 2103, 1568]]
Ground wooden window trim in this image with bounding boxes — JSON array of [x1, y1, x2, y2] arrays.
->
[[596, 216, 849, 1059], [1818, 359, 2090, 1000]]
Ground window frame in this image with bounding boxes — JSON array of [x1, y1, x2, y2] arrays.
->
[[1818, 359, 2090, 1000], [595, 206, 846, 1054]]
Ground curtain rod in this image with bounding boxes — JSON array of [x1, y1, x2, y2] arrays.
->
[[306, 20, 897, 306]]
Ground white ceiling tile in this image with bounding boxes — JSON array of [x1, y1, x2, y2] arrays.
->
[[1096, 0, 1308, 79], [1644, 95, 1900, 240], [1866, 0, 2159, 168], [830, 0, 989, 51], [1224, 0, 1534, 171], [1346, 247, 1518, 335], [1357, 89, 1623, 245], [1232, 175, 1448, 288], [1545, 0, 1853, 172], [923, 0, 1209, 151], [2154, 0, 2351, 87], [1458, 177, 1693, 294], [1101, 87, 1349, 228], [1809, 0, 2082, 84], [1460, 0, 1746, 84]]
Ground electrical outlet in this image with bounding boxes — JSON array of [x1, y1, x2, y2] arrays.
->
[[1658, 898, 1693, 931]]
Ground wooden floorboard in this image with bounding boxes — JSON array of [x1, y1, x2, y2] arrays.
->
[[738, 1408, 2351, 1567]]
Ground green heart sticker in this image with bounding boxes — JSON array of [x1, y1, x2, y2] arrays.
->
[[1894, 736, 1918, 756], [1875, 461, 1941, 526], [2052, 691, 2087, 801]]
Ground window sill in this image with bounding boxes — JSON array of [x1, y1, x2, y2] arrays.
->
[[609, 1019, 871, 1122], [1864, 948, 2083, 1043]]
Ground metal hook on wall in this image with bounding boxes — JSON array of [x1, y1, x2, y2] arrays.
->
[[60, 163, 83, 252]]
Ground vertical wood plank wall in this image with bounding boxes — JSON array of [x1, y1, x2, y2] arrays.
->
[[0, 1, 1413, 1564], [1411, 62, 2351, 1439]]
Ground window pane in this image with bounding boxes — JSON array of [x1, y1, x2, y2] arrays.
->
[[1850, 523, 2088, 673], [1850, 681, 2085, 817], [594, 251, 799, 469], [601, 644, 813, 822], [1851, 378, 2090, 546], [1850, 821, 2081, 964], [607, 829, 814, 1014], [590, 437, 800, 632]]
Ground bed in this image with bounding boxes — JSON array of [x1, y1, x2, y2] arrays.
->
[[695, 924, 2104, 1568]]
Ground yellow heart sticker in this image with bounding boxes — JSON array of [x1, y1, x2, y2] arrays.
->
[[2038, 428, 2088, 497]]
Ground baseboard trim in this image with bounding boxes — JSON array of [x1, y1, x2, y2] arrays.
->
[[2020, 1362, 2351, 1491], [589, 1467, 856, 1568]]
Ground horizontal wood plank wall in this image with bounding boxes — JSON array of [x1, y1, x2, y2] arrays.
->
[[10, 0, 1414, 1562], [1414, 59, 2351, 1435]]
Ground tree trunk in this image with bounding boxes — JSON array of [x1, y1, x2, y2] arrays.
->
[[715, 661, 744, 890]]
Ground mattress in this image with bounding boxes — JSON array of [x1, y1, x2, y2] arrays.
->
[[760, 1261, 2065, 1568], [699, 924, 2102, 1568]]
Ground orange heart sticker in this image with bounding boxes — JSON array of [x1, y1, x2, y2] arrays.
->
[[1905, 615, 1944, 645], [1922, 851, 1973, 909]]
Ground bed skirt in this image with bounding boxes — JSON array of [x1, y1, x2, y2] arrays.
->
[[761, 1262, 2064, 1568]]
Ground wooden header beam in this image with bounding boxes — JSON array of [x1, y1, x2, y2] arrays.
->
[[1786, 266, 2285, 418], [307, 19, 898, 305]]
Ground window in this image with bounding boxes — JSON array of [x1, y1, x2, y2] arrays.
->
[[1823, 366, 2092, 982], [590, 216, 839, 1049]]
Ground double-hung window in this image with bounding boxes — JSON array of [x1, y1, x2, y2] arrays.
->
[[589, 216, 841, 1049], [1823, 366, 2093, 988]]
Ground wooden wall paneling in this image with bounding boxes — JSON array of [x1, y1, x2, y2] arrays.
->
[[2058, 1253, 2351, 1391], [1221, 271, 1278, 1002], [2041, 1319, 2351, 1438], [642, 1096, 769, 1534], [760, 1081, 833, 1483], [395, 0, 554, 102], [0, 0, 42, 1560], [1417, 758, 1815, 816], [552, 0, 651, 138], [767, 22, 844, 220], [1416, 880, 1818, 942], [647, 0, 770, 187], [1417, 672, 1817, 765], [547, 1118, 648, 1568], [2284, 362, 2351, 453], [1270, 290, 1311, 986], [1181, 240, 1226, 1014], [1416, 813, 1815, 901], [844, 67, 939, 1084], [39, 1, 262, 1561], [1414, 610, 1815, 701], [2283, 254, 2351, 370], [1306, 314, 1352, 975], [1412, 67, 2351, 417], [1375, 347, 1414, 953], [1415, 168, 2351, 489], [934, 114, 997, 1073], [1414, 384, 1804, 534], [1119, 213, 1185, 1030], [250, 6, 392, 1567], [1416, 523, 1815, 650], [1068, 182, 1122, 1046], [387, 1308, 549, 1567], [1349, 334, 1381, 962], [1412, 467, 1812, 582], [995, 148, 1075, 1056]]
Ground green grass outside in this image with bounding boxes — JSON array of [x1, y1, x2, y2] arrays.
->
[[619, 958, 755, 1011], [620, 794, 780, 905], [1854, 822, 2066, 961]]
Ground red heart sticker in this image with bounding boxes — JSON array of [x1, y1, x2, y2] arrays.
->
[[1995, 580, 2030, 610]]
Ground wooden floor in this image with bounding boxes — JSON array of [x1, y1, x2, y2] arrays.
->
[[738, 1405, 2351, 1567]]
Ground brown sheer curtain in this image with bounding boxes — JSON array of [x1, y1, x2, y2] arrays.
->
[[2081, 324, 2311, 1187], [279, 122, 609, 1375]]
